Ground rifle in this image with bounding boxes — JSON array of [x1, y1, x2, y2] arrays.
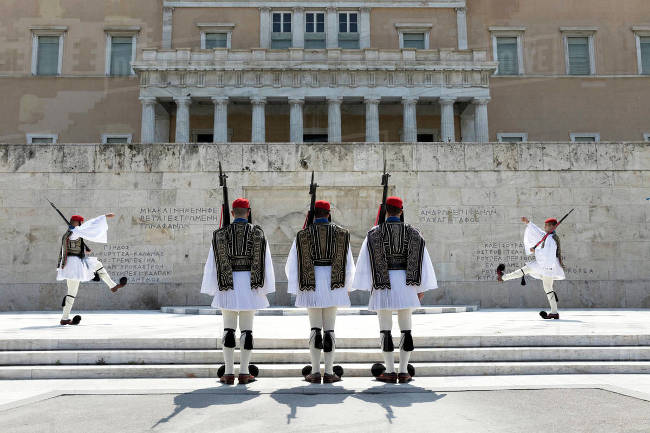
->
[[531, 208, 575, 250], [46, 199, 71, 226], [303, 171, 318, 229], [375, 160, 390, 226], [218, 162, 230, 228]]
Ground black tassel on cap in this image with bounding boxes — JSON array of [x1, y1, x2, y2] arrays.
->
[[311, 327, 323, 350], [223, 328, 236, 348], [380, 330, 394, 352], [323, 330, 334, 353], [241, 330, 253, 350], [400, 330, 414, 352]]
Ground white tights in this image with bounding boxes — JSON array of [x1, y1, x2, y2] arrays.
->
[[377, 309, 413, 374], [221, 310, 255, 375], [307, 307, 338, 375]]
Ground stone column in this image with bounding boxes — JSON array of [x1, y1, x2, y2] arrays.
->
[[456, 7, 468, 50], [289, 97, 304, 143], [360, 7, 371, 49], [154, 103, 170, 143], [326, 7, 338, 48], [174, 96, 191, 143], [473, 97, 490, 143], [259, 7, 271, 49], [460, 104, 476, 142], [402, 96, 418, 143], [292, 7, 304, 48], [212, 96, 229, 143], [364, 96, 380, 143], [327, 96, 343, 143], [139, 96, 156, 144], [439, 97, 456, 143], [251, 96, 266, 143], [162, 7, 173, 49]]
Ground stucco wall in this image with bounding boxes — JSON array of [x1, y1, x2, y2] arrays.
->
[[0, 142, 648, 311]]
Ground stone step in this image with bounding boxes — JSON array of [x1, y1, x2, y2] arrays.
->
[[160, 305, 479, 315], [3, 361, 650, 379], [3, 346, 650, 366], [4, 334, 650, 351]]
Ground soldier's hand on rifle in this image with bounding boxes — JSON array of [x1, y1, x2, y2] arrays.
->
[[106, 213, 115, 218], [530, 247, 535, 253], [521, 217, 529, 224], [417, 292, 424, 302]]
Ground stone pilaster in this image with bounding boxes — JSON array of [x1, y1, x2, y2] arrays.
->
[[162, 7, 173, 49], [474, 97, 490, 143], [440, 97, 456, 143], [212, 96, 229, 143], [251, 96, 267, 143], [259, 7, 271, 49], [326, 7, 338, 49], [402, 96, 418, 143], [292, 7, 304, 49], [173, 96, 191, 143], [327, 96, 343, 143], [360, 7, 371, 49], [139, 96, 156, 144], [364, 96, 380, 143], [289, 97, 304, 143], [456, 7, 468, 50]]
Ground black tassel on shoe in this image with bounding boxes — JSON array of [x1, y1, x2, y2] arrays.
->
[[380, 330, 394, 352], [323, 330, 335, 353], [400, 330, 414, 352], [223, 328, 236, 348], [242, 330, 254, 350], [311, 327, 323, 350]]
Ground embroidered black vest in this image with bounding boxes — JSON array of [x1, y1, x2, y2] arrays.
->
[[366, 222, 425, 290], [296, 223, 350, 291], [58, 231, 88, 269], [212, 222, 266, 291]]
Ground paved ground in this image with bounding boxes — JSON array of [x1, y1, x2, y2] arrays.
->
[[3, 309, 650, 340], [1, 386, 648, 433]]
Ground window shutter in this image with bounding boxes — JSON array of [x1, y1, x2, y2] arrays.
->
[[110, 36, 133, 76], [496, 37, 519, 75], [37, 36, 59, 76], [568, 37, 591, 75]]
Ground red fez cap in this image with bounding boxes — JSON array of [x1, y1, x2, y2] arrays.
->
[[545, 218, 558, 225], [315, 200, 330, 211], [386, 196, 403, 209], [70, 215, 84, 223], [232, 198, 250, 209]]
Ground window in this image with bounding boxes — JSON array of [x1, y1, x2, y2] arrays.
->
[[26, 134, 58, 144], [305, 12, 325, 49], [338, 12, 359, 49], [402, 33, 425, 49], [496, 37, 519, 75], [198, 23, 234, 49], [205, 33, 227, 49], [570, 133, 600, 143], [396, 24, 431, 50], [643, 133, 650, 142], [634, 28, 650, 75], [497, 133, 528, 143], [109, 36, 135, 76], [271, 12, 292, 49], [561, 28, 596, 75], [101, 134, 132, 144], [30, 27, 66, 76]]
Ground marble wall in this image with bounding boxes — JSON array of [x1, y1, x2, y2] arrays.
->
[[0, 142, 648, 310]]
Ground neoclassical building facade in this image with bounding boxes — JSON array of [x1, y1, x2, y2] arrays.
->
[[1, 0, 649, 143]]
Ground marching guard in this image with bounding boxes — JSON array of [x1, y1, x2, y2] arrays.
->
[[55, 210, 127, 326], [352, 192, 438, 384], [497, 212, 571, 320], [285, 173, 355, 384], [201, 164, 275, 385]]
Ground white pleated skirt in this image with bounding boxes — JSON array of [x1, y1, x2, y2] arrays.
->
[[291, 266, 351, 308], [211, 271, 270, 311], [56, 256, 101, 282], [526, 260, 566, 281], [368, 270, 423, 311]]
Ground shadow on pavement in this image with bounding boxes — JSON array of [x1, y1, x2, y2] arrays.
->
[[353, 383, 446, 423], [270, 385, 351, 424], [152, 386, 261, 429]]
